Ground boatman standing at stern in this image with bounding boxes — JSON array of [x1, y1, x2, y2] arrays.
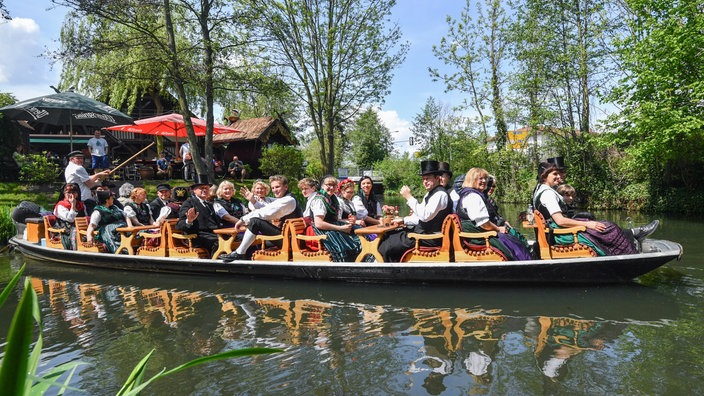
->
[[222, 175, 302, 261], [64, 150, 111, 215], [377, 160, 453, 262]]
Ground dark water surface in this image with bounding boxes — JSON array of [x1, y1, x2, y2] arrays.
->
[[1, 207, 702, 395]]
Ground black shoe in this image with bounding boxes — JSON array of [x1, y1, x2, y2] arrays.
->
[[631, 220, 659, 242], [222, 251, 246, 263]]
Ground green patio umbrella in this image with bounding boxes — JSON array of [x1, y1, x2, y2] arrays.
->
[[0, 91, 134, 150]]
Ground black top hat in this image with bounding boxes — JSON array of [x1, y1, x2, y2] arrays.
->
[[190, 174, 211, 189], [156, 183, 172, 192], [419, 160, 443, 176], [547, 156, 567, 170], [67, 150, 84, 159], [438, 161, 453, 178]]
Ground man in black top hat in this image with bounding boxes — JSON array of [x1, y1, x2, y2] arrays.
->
[[377, 160, 453, 262], [176, 175, 220, 256], [438, 161, 453, 192]]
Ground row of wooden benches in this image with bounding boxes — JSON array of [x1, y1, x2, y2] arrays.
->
[[40, 210, 596, 262]]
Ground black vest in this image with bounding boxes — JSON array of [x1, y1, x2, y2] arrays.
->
[[126, 201, 152, 225], [277, 192, 303, 226], [215, 197, 246, 219], [357, 191, 379, 218], [457, 188, 503, 226], [415, 186, 452, 234]]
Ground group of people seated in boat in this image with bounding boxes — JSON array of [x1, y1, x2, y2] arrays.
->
[[48, 155, 659, 261]]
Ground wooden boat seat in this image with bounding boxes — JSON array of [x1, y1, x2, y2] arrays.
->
[[114, 224, 160, 255], [74, 216, 106, 253], [401, 214, 454, 262], [212, 227, 243, 259], [250, 218, 310, 261], [532, 210, 596, 260], [449, 214, 507, 262], [289, 218, 331, 262], [136, 220, 173, 257], [43, 215, 66, 250], [165, 220, 209, 259]]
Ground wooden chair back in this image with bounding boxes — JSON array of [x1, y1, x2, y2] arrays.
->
[[43, 215, 66, 250], [449, 214, 506, 262], [165, 220, 209, 258], [401, 214, 453, 262], [250, 219, 298, 261], [137, 220, 171, 257], [532, 210, 596, 259], [74, 216, 106, 253], [289, 218, 331, 262]]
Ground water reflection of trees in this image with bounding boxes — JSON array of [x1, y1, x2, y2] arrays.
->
[[27, 278, 658, 394]]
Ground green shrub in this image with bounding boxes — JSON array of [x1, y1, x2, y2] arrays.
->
[[259, 144, 305, 180], [0, 206, 14, 245], [19, 152, 60, 185]]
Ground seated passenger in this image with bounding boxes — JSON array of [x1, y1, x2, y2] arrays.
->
[[457, 168, 532, 260], [53, 183, 86, 250], [298, 177, 319, 224], [352, 176, 382, 226], [555, 184, 595, 220], [124, 187, 156, 227], [86, 190, 127, 253], [377, 160, 453, 262], [177, 175, 221, 256], [241, 179, 274, 212], [337, 178, 366, 226], [213, 180, 248, 228], [533, 161, 659, 254], [118, 182, 135, 208], [309, 175, 362, 262], [222, 175, 302, 262]]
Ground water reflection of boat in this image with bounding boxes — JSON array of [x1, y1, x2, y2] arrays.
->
[[21, 259, 678, 323], [16, 260, 680, 394], [10, 234, 683, 284]]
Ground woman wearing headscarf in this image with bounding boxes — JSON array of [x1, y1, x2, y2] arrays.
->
[[352, 176, 382, 226], [86, 190, 127, 253]]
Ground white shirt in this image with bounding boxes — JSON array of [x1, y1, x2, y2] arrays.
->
[[54, 203, 80, 222], [311, 195, 341, 220], [179, 143, 190, 159], [351, 195, 381, 219], [458, 191, 490, 226], [248, 196, 275, 212], [87, 137, 108, 156], [403, 189, 449, 226], [65, 161, 92, 202], [241, 194, 297, 224], [534, 184, 564, 216]]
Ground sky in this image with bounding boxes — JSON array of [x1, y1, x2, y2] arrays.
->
[[0, 1, 469, 155]]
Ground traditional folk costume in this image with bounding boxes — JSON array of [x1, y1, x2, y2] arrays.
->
[[533, 184, 636, 256], [53, 198, 86, 250], [311, 191, 362, 262], [89, 201, 127, 253], [457, 187, 532, 261], [378, 161, 453, 262]]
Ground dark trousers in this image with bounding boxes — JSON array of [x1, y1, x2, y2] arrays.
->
[[378, 228, 442, 262], [249, 218, 284, 248], [195, 231, 219, 256]]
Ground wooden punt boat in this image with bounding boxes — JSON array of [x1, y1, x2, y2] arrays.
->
[[9, 233, 682, 284]]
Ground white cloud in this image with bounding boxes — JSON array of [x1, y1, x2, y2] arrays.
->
[[376, 108, 416, 156], [0, 17, 59, 98]]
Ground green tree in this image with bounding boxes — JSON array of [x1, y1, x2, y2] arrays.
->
[[431, 0, 509, 149], [251, 0, 408, 175], [346, 108, 393, 169], [259, 144, 305, 181], [411, 97, 464, 162], [606, 0, 704, 192]]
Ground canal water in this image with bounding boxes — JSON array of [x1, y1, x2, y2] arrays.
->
[[1, 206, 702, 395]]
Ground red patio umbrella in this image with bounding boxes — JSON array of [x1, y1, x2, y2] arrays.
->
[[106, 113, 242, 155], [106, 113, 240, 137]]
